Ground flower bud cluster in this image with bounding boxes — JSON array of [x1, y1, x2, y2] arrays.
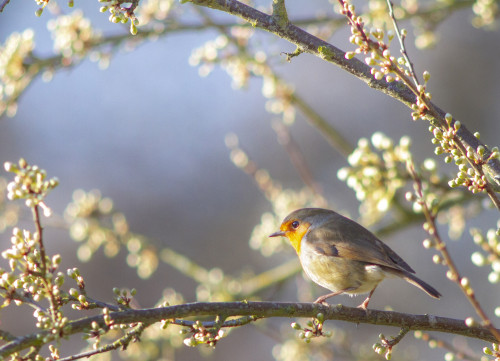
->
[[99, 0, 140, 35], [64, 189, 160, 278], [189, 35, 230, 78], [410, 82, 433, 121], [372, 341, 392, 360], [34, 307, 68, 332], [188, 28, 266, 91], [49, 344, 60, 359], [34, 0, 49, 17], [483, 343, 500, 359], [112, 287, 137, 308], [47, 11, 101, 61], [337, 133, 418, 224], [373, 331, 411, 360], [0, 29, 36, 117], [102, 307, 113, 326], [0, 161, 77, 343], [341, 1, 416, 88], [183, 320, 226, 347], [196, 267, 245, 302], [363, 46, 402, 83], [470, 226, 500, 285], [3, 233, 64, 297], [340, 0, 438, 122], [0, 229, 68, 326], [67, 266, 86, 289], [4, 159, 58, 211], [290, 313, 332, 343], [472, 0, 499, 28], [429, 115, 497, 194], [136, 0, 174, 26], [68, 285, 90, 310]]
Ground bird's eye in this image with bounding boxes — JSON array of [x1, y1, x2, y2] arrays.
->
[[291, 221, 300, 229]]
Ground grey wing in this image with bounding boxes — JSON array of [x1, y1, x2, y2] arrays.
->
[[307, 215, 415, 274]]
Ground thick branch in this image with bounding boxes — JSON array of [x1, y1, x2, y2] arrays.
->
[[0, 301, 497, 357], [187, 0, 500, 187]]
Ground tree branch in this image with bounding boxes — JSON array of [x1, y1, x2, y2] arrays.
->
[[0, 0, 9, 12], [186, 0, 500, 190], [57, 322, 149, 361], [271, 0, 288, 27], [408, 162, 500, 342], [1, 301, 497, 357]]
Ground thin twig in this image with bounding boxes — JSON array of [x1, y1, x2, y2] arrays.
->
[[288, 92, 354, 157], [0, 288, 47, 312], [375, 191, 476, 238], [32, 205, 48, 279], [57, 322, 149, 361], [416, 331, 482, 361], [383, 326, 410, 348], [271, 0, 288, 26], [272, 120, 326, 203], [32, 205, 58, 320], [408, 161, 500, 342], [377, 327, 410, 358], [67, 294, 124, 312], [0, 0, 10, 12], [386, 0, 420, 86]]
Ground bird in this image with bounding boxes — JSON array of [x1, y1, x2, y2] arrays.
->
[[269, 208, 441, 309]]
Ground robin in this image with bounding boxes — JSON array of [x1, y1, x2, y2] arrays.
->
[[270, 208, 441, 309]]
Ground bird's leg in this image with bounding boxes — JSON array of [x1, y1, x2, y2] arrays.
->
[[357, 286, 378, 310], [314, 287, 356, 305], [314, 291, 342, 305]]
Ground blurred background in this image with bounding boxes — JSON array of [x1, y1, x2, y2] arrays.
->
[[1, 0, 500, 360]]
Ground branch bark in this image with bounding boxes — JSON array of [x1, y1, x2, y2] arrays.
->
[[1, 301, 497, 357]]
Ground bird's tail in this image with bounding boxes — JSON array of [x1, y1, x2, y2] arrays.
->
[[385, 268, 441, 299], [402, 271, 441, 299]]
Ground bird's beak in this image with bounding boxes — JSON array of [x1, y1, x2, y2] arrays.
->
[[269, 230, 286, 237]]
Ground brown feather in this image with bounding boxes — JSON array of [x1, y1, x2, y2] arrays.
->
[[303, 210, 415, 274]]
